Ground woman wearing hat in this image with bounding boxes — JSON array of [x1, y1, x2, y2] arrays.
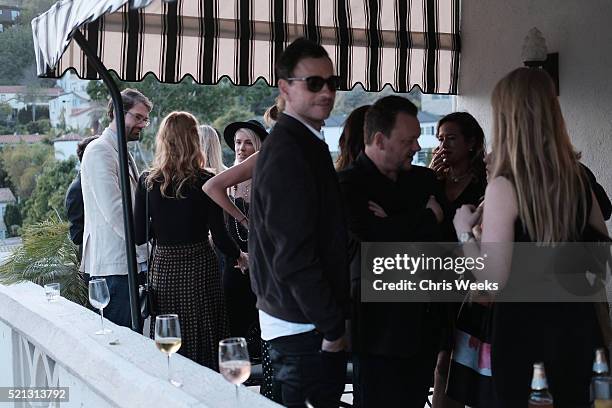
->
[[204, 111, 282, 402], [220, 119, 267, 343]]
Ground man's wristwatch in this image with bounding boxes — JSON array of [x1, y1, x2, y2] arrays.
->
[[459, 231, 476, 243]]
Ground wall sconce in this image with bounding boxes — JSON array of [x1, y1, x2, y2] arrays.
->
[[521, 27, 559, 95]]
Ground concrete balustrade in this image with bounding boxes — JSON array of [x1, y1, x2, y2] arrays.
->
[[0, 281, 280, 407]]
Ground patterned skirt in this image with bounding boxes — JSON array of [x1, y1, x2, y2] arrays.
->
[[149, 240, 229, 370]]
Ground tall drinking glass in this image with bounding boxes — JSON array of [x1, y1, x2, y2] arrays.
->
[[155, 314, 182, 387], [88, 278, 112, 335], [219, 337, 251, 402]]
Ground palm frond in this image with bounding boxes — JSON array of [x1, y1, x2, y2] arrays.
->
[[0, 215, 87, 306]]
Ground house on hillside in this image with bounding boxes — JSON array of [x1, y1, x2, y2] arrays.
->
[[53, 132, 83, 161], [0, 134, 46, 146], [0, 0, 21, 33], [319, 110, 442, 166], [0, 86, 62, 122], [48, 71, 103, 132], [421, 94, 454, 117], [0, 86, 62, 111]]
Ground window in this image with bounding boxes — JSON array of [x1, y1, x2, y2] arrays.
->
[[0, 24, 3, 33], [11, 10, 19, 20], [413, 148, 434, 166], [421, 126, 435, 136]]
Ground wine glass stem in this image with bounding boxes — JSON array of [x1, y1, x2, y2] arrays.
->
[[167, 355, 171, 382], [99, 308, 104, 332], [235, 384, 239, 404]]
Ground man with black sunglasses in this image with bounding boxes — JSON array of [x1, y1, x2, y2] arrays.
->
[[249, 38, 349, 408]]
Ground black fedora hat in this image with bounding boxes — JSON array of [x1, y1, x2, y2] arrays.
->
[[223, 119, 268, 151]]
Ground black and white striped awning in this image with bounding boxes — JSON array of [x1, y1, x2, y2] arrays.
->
[[33, 0, 461, 93]]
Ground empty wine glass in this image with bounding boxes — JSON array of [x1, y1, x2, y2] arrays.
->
[[155, 314, 182, 387], [219, 337, 251, 402], [88, 278, 112, 335], [44, 283, 60, 302]]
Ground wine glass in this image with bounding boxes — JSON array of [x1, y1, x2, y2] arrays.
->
[[155, 314, 182, 387], [44, 283, 60, 301], [88, 278, 112, 335], [219, 337, 251, 401]]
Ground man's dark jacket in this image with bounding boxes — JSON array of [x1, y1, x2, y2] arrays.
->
[[65, 172, 84, 245], [249, 113, 350, 341], [338, 152, 447, 357]]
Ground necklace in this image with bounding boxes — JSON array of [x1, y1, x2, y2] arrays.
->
[[230, 183, 249, 242], [448, 169, 471, 183]]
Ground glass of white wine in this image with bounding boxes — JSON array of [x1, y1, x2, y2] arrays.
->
[[88, 278, 112, 335], [155, 314, 182, 387], [219, 337, 251, 402]]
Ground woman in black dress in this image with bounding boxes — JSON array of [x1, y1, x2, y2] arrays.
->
[[429, 112, 487, 408], [134, 111, 248, 370], [453, 67, 610, 407], [219, 120, 267, 343], [203, 112, 280, 402]]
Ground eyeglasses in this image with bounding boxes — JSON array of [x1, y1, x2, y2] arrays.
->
[[286, 75, 341, 93], [126, 111, 151, 127]]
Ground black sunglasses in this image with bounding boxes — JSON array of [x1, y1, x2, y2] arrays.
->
[[286, 75, 341, 92]]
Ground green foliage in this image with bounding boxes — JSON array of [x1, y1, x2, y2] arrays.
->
[[0, 103, 12, 121], [0, 143, 53, 199], [213, 105, 254, 138], [0, 215, 86, 306], [0, 0, 57, 87], [4, 203, 22, 237], [332, 85, 421, 116], [22, 157, 77, 225], [25, 119, 51, 134], [17, 105, 50, 124], [16, 0, 58, 25], [0, 25, 34, 86]]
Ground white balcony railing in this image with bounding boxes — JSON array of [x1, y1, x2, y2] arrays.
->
[[0, 281, 280, 408]]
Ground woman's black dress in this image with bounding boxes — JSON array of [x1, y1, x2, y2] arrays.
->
[[134, 171, 240, 370]]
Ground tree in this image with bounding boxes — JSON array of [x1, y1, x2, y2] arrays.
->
[[212, 105, 254, 138], [22, 157, 77, 225], [332, 85, 422, 117], [0, 215, 86, 306], [0, 25, 35, 86], [0, 103, 13, 124], [26, 119, 51, 134], [0, 143, 53, 199], [4, 203, 22, 237]]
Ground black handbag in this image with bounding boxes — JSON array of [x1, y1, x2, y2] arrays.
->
[[138, 185, 153, 320]]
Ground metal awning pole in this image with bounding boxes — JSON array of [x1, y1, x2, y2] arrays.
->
[[72, 30, 142, 332]]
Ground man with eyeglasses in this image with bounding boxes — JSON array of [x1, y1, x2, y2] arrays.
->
[[249, 38, 349, 408], [80, 88, 152, 331]]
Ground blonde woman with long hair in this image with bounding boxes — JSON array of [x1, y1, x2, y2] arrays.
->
[[198, 124, 227, 174], [451, 68, 609, 407], [134, 111, 247, 370], [202, 111, 282, 402]]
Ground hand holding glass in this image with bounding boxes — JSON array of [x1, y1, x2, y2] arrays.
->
[[88, 278, 112, 335], [155, 314, 182, 387], [219, 337, 251, 401]]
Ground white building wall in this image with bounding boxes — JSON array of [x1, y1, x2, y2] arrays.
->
[[0, 92, 26, 110], [458, 0, 612, 231], [0, 282, 281, 408], [54, 141, 79, 161], [322, 126, 342, 153], [48, 95, 72, 127]]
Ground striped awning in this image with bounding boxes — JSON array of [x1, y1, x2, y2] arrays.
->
[[33, 0, 461, 93]]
